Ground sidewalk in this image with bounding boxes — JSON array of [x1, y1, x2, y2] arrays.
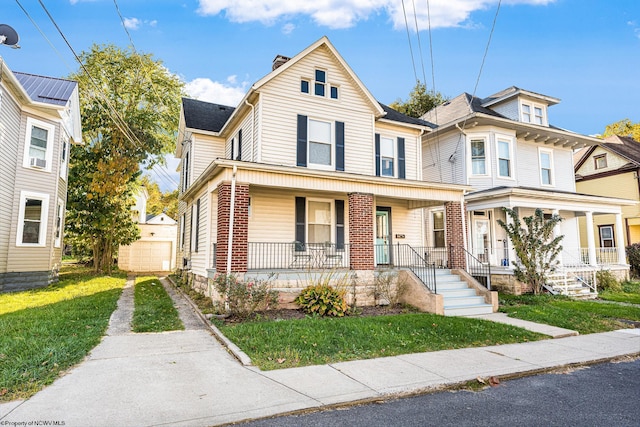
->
[[1, 278, 638, 427]]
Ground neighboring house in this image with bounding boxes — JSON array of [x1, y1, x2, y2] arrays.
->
[[421, 87, 634, 294], [0, 58, 82, 292], [176, 37, 496, 315], [574, 135, 640, 250], [118, 189, 178, 272]]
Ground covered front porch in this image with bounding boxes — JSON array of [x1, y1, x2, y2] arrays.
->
[[464, 186, 635, 295]]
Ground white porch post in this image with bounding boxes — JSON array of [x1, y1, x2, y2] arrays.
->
[[552, 209, 563, 267], [505, 208, 515, 270], [585, 211, 598, 266], [615, 213, 627, 265]]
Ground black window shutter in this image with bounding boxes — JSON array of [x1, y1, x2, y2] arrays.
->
[[189, 206, 193, 252], [336, 121, 345, 171], [230, 139, 234, 161], [335, 200, 345, 250], [375, 133, 381, 176], [397, 137, 406, 179], [194, 199, 201, 252], [295, 197, 306, 251], [237, 129, 243, 160], [297, 115, 307, 167]]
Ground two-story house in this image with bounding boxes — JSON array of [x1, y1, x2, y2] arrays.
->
[[0, 58, 82, 292], [422, 87, 634, 294], [574, 135, 640, 251], [176, 37, 497, 315]]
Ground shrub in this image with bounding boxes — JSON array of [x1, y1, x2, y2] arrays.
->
[[213, 274, 279, 319], [596, 269, 622, 293], [370, 269, 408, 307], [295, 284, 348, 317], [626, 243, 640, 278]]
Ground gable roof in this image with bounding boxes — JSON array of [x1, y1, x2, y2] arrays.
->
[[422, 92, 505, 126], [481, 86, 560, 108], [182, 97, 235, 133], [574, 135, 640, 172], [13, 72, 77, 106]]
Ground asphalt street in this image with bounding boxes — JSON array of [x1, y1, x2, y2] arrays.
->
[[237, 357, 640, 427]]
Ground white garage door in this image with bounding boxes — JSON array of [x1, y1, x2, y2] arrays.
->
[[128, 241, 172, 272]]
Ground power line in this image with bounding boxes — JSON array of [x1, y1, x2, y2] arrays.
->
[[425, 0, 443, 182], [401, 0, 419, 84], [411, 0, 427, 86]]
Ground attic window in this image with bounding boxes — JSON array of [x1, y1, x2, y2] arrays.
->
[[594, 154, 607, 169], [314, 69, 326, 96], [301, 79, 310, 94]]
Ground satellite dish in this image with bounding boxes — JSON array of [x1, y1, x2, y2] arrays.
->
[[0, 24, 20, 49]]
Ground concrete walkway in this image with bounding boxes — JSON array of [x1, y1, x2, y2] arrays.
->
[[469, 313, 579, 338], [1, 279, 638, 427]]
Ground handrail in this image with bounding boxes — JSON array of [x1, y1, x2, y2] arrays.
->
[[377, 243, 437, 293], [450, 245, 491, 290]]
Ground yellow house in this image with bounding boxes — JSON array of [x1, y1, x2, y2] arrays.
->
[[575, 135, 640, 251]]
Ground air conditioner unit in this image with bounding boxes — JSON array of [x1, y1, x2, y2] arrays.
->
[[30, 157, 47, 168]]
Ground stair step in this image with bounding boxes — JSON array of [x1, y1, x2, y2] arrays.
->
[[444, 304, 494, 316], [436, 281, 469, 290], [443, 295, 486, 307], [436, 288, 477, 298]]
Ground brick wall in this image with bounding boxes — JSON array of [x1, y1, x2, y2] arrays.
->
[[445, 201, 466, 269], [216, 182, 249, 273], [348, 193, 374, 270]]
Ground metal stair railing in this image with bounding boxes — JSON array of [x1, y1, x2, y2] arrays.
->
[[382, 243, 437, 293], [449, 245, 492, 290]]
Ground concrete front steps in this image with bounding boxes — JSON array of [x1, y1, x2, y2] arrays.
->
[[435, 269, 494, 316]]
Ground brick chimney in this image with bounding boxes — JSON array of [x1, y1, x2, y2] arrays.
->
[[272, 55, 291, 71]]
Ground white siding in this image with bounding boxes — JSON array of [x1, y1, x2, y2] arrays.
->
[[422, 131, 465, 185], [516, 139, 576, 191], [375, 197, 424, 248], [190, 189, 209, 277], [576, 146, 629, 176], [192, 135, 225, 183], [258, 45, 377, 176]]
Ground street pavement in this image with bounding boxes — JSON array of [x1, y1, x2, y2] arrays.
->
[[1, 277, 638, 427]]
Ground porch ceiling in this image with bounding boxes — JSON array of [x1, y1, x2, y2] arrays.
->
[[184, 159, 470, 204], [465, 186, 636, 214]]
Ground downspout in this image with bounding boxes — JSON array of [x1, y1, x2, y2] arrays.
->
[[226, 165, 238, 275], [245, 100, 255, 161]]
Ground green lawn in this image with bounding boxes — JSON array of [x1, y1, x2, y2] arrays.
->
[[132, 277, 183, 333], [0, 266, 126, 401], [500, 294, 640, 334], [218, 313, 545, 370], [599, 281, 640, 305]]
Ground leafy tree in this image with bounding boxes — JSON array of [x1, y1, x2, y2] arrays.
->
[[66, 44, 184, 273], [389, 81, 448, 118], [139, 175, 178, 220], [601, 119, 640, 141], [497, 208, 564, 295]]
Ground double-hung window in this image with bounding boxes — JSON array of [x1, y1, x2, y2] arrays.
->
[[432, 211, 445, 248], [54, 199, 64, 248], [521, 102, 546, 125], [23, 118, 55, 172], [470, 138, 487, 175], [59, 137, 69, 180], [539, 148, 554, 186], [534, 107, 544, 125], [308, 119, 332, 168], [594, 154, 607, 169], [380, 137, 395, 177], [17, 191, 49, 246], [497, 138, 513, 178], [599, 225, 615, 248], [521, 104, 531, 123], [307, 200, 332, 244], [314, 70, 326, 97]]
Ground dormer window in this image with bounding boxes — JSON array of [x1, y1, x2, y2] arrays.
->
[[521, 102, 546, 125]]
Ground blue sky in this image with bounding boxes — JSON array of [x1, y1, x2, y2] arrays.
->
[[2, 0, 639, 188]]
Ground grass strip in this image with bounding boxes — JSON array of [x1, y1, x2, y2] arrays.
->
[[599, 281, 640, 305], [219, 313, 545, 370], [0, 268, 126, 401], [500, 294, 640, 334], [132, 277, 184, 333]]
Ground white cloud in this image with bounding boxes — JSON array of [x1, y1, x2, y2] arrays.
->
[[197, 0, 555, 30], [185, 77, 247, 106], [123, 17, 142, 30], [282, 22, 295, 34]]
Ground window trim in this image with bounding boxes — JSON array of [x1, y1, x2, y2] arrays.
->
[[496, 136, 514, 179], [307, 117, 334, 170], [594, 154, 607, 170], [468, 136, 490, 177], [431, 209, 446, 248], [59, 135, 69, 180], [538, 147, 555, 187], [306, 197, 335, 244], [23, 117, 56, 173], [54, 198, 64, 248], [16, 191, 50, 247], [300, 79, 310, 94], [520, 101, 547, 125], [379, 135, 396, 177], [179, 213, 185, 250], [599, 224, 615, 248]]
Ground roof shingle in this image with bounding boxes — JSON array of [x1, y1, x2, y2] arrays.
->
[[13, 72, 76, 106], [182, 98, 235, 133]]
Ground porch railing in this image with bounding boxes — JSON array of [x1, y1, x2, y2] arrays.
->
[[578, 247, 620, 266], [246, 242, 350, 270], [376, 243, 437, 293]]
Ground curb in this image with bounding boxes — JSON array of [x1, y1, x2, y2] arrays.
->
[[165, 276, 254, 367]]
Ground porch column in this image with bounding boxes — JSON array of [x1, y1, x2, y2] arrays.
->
[[216, 182, 249, 273], [615, 213, 627, 265], [445, 201, 466, 269], [552, 209, 563, 267], [348, 193, 374, 270], [505, 208, 515, 270], [585, 211, 597, 266]]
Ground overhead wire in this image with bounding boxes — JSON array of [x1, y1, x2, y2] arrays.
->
[[401, 0, 419, 84], [424, 0, 443, 182]]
